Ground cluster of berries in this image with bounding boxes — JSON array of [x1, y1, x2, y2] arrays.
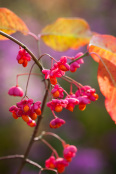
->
[[9, 50, 98, 130], [41, 52, 99, 129], [42, 52, 84, 85], [9, 98, 41, 127], [16, 47, 31, 67], [47, 84, 98, 129], [8, 86, 41, 127], [45, 144, 77, 173]]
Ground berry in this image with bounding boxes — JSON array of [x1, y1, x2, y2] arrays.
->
[[30, 112, 37, 120], [63, 144, 77, 162], [55, 158, 68, 173], [16, 48, 31, 67], [50, 117, 65, 129], [35, 108, 41, 115], [70, 52, 84, 73], [56, 56, 70, 72], [55, 105, 63, 112], [79, 104, 86, 111], [8, 86, 24, 97], [28, 120, 36, 127], [23, 105, 30, 112], [47, 99, 68, 112], [66, 104, 74, 112], [51, 85, 64, 98], [53, 91, 60, 98], [92, 93, 99, 100], [50, 76, 57, 85], [12, 111, 18, 119], [45, 156, 56, 169], [22, 115, 30, 122]]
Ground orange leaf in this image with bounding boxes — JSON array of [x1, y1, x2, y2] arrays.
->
[[89, 34, 116, 122], [0, 8, 29, 40], [88, 34, 116, 62], [41, 18, 93, 52], [98, 58, 116, 123]]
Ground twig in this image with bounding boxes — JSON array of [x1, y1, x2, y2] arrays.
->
[[39, 168, 58, 174], [41, 138, 59, 158], [0, 154, 42, 169], [69, 52, 89, 65]]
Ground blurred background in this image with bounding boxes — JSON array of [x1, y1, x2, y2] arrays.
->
[[0, 0, 116, 174]]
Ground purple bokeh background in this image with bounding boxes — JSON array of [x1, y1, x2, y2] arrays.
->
[[0, 0, 116, 174]]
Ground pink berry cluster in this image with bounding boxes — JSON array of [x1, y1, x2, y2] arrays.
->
[[41, 52, 99, 129], [45, 144, 77, 173], [42, 52, 84, 85], [9, 98, 41, 127], [47, 85, 98, 129], [16, 47, 31, 67], [8, 84, 41, 127]]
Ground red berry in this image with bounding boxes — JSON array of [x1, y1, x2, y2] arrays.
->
[[23, 105, 29, 112], [35, 108, 41, 115], [28, 121, 36, 127], [31, 112, 37, 120], [55, 105, 63, 112], [12, 112, 18, 119], [23, 59, 28, 67], [50, 77, 57, 85], [22, 115, 30, 122], [18, 58, 24, 64], [53, 91, 60, 98], [93, 93, 99, 100], [79, 104, 86, 111]]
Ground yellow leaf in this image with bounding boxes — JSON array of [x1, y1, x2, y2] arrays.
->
[[0, 8, 29, 40], [41, 18, 93, 52]]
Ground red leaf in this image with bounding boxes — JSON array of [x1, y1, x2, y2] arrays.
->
[[89, 34, 116, 123], [88, 34, 116, 62], [98, 58, 116, 123]]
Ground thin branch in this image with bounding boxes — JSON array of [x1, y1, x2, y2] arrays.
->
[[42, 131, 66, 146], [0, 154, 42, 169], [41, 138, 59, 158], [39, 168, 58, 174], [16, 79, 51, 174], [38, 53, 54, 61], [61, 75, 83, 88], [69, 52, 89, 65], [28, 31, 39, 40], [25, 63, 35, 96], [16, 73, 43, 86]]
